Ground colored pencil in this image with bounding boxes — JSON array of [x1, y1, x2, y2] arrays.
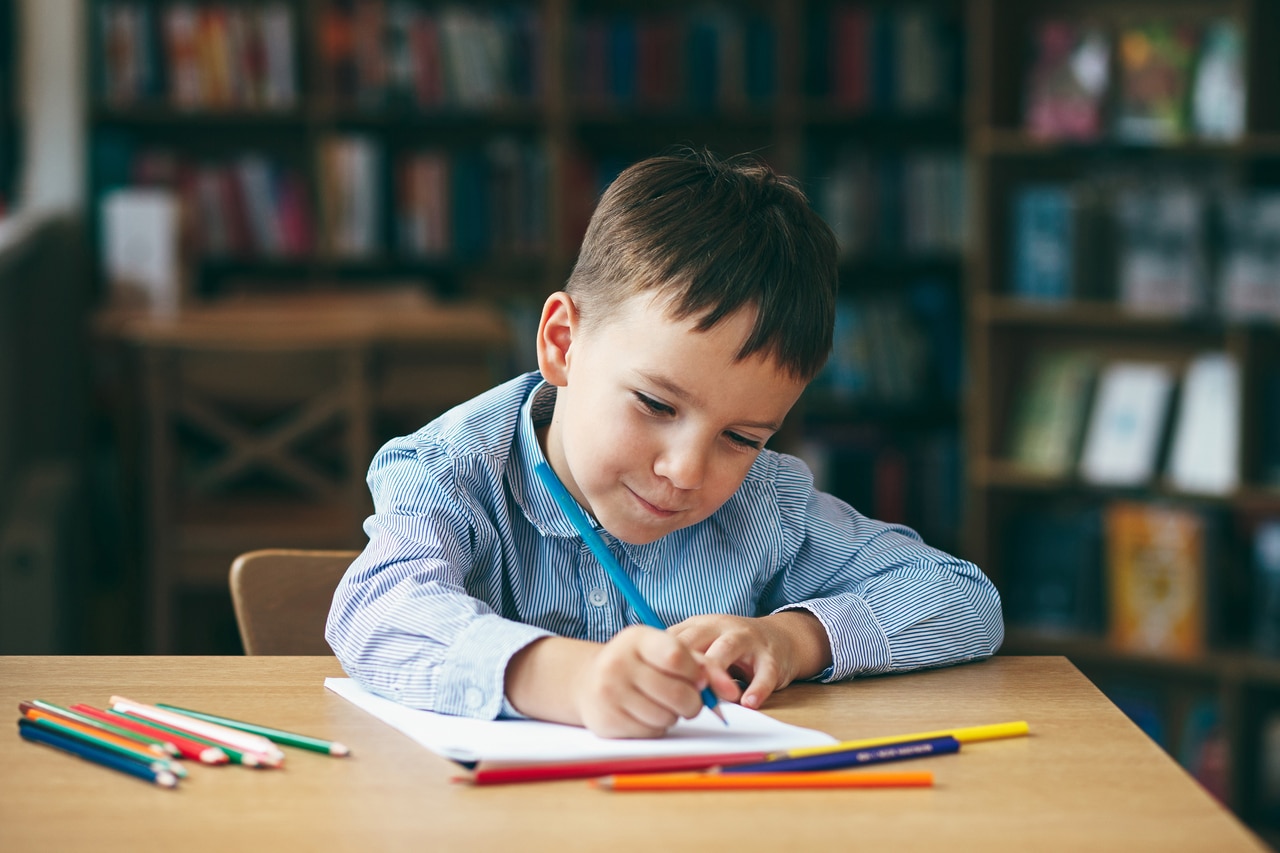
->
[[533, 461, 725, 724], [155, 703, 350, 756], [594, 769, 934, 791], [27, 699, 179, 756], [723, 735, 959, 774], [70, 704, 228, 764], [110, 695, 284, 763], [778, 720, 1029, 759], [113, 711, 272, 767], [21, 707, 174, 765], [18, 718, 180, 785], [462, 751, 775, 786]]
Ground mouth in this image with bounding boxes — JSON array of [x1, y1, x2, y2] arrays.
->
[[628, 487, 680, 518]]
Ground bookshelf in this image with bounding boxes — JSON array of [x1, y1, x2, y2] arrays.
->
[[967, 0, 1280, 835]]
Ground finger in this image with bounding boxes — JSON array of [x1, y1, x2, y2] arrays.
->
[[636, 631, 704, 683], [617, 679, 686, 731], [631, 662, 706, 720], [666, 619, 721, 654], [701, 632, 750, 673], [740, 658, 782, 710], [696, 655, 744, 705]]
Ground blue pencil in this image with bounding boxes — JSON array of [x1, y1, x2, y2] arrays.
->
[[721, 735, 960, 773], [18, 718, 179, 788], [533, 461, 726, 724]]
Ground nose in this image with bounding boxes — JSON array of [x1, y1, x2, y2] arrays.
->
[[653, 440, 707, 491]]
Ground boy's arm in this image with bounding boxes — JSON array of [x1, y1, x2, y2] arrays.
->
[[324, 442, 553, 720], [672, 455, 1003, 705]]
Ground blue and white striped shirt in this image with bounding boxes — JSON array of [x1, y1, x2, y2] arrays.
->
[[326, 372, 1003, 719]]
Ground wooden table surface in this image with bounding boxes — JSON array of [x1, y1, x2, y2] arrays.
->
[[0, 656, 1265, 852]]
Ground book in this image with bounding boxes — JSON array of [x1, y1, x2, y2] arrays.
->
[[1078, 361, 1174, 487], [1115, 182, 1207, 317], [1114, 20, 1198, 143], [1218, 192, 1280, 322], [1104, 501, 1207, 658], [1007, 349, 1096, 477], [1165, 353, 1240, 496], [1177, 697, 1228, 804], [1024, 19, 1109, 141], [1004, 505, 1104, 633], [1263, 365, 1280, 489], [1011, 185, 1075, 300], [1190, 19, 1245, 141], [1253, 521, 1280, 656]]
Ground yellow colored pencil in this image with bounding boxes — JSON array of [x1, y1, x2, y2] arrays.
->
[[779, 720, 1029, 759], [595, 770, 934, 791]]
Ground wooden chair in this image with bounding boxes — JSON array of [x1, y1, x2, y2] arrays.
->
[[228, 549, 359, 655]]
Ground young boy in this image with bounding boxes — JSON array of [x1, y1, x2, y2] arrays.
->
[[326, 149, 1003, 738]]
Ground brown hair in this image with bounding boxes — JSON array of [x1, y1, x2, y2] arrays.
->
[[565, 148, 838, 381]]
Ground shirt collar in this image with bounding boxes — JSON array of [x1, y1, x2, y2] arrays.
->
[[510, 378, 587, 539]]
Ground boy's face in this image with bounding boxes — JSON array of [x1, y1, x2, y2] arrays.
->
[[536, 290, 808, 545]]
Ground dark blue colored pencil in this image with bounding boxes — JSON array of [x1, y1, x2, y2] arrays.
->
[[18, 718, 179, 788], [720, 734, 960, 773]]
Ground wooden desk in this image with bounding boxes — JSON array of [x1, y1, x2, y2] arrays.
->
[[0, 656, 1265, 852]]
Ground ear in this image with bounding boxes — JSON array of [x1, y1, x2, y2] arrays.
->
[[535, 291, 578, 387]]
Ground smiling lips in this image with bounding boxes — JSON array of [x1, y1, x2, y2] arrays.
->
[[630, 488, 681, 517]]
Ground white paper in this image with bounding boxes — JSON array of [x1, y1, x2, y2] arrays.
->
[[325, 677, 837, 765]]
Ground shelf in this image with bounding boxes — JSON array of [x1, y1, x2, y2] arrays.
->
[[974, 128, 1280, 159], [324, 105, 546, 129], [973, 459, 1280, 512], [973, 296, 1237, 332], [92, 106, 310, 127]]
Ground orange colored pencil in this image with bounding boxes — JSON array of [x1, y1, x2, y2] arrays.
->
[[594, 770, 934, 791]]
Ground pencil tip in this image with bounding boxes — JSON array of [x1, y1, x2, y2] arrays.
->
[[330, 743, 351, 757], [713, 706, 728, 726]]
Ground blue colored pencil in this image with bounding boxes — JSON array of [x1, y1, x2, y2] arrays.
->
[[721, 735, 960, 773], [18, 718, 179, 788], [533, 461, 726, 724]]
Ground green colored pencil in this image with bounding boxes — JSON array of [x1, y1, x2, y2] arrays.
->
[[29, 699, 179, 756], [110, 710, 273, 767], [156, 703, 350, 757]]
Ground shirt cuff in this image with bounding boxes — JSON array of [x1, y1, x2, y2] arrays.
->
[[433, 614, 554, 719], [774, 593, 892, 682]]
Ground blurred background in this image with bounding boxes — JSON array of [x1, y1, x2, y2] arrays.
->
[[1, 0, 1279, 840]]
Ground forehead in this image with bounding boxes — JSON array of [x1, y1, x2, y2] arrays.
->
[[590, 292, 805, 412]]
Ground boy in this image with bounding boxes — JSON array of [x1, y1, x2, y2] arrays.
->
[[326, 149, 1003, 738]]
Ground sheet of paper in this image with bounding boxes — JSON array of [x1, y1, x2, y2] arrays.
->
[[325, 677, 837, 764]]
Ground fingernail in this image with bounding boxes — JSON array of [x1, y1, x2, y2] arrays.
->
[[744, 694, 758, 708]]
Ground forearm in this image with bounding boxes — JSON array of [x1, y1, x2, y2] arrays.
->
[[503, 635, 602, 726]]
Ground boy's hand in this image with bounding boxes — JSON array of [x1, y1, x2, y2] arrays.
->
[[667, 610, 833, 710], [572, 625, 740, 738]]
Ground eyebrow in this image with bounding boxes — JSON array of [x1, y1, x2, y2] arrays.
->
[[636, 371, 783, 433]]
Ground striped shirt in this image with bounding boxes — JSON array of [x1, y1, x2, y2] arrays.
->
[[326, 372, 1003, 719]]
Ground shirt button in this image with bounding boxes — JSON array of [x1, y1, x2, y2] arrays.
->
[[588, 588, 608, 607], [465, 688, 483, 710]]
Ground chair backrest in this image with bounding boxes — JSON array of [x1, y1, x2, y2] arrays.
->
[[229, 549, 359, 655]]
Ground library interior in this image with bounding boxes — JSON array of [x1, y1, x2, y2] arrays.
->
[[2, 0, 1280, 845]]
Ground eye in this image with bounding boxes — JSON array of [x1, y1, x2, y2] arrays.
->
[[725, 431, 763, 450], [634, 392, 674, 415]]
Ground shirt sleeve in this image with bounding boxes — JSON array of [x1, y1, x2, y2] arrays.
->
[[324, 436, 553, 719], [764, 455, 1004, 681]]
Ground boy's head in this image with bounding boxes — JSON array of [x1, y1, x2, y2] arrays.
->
[[565, 148, 838, 383], [536, 150, 839, 545]]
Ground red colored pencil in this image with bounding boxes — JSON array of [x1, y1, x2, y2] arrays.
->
[[460, 751, 774, 786], [71, 703, 228, 764]]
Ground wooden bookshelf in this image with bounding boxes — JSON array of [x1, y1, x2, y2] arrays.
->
[[967, 0, 1280, 836]]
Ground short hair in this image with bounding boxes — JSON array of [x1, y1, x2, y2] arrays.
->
[[565, 148, 838, 381]]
